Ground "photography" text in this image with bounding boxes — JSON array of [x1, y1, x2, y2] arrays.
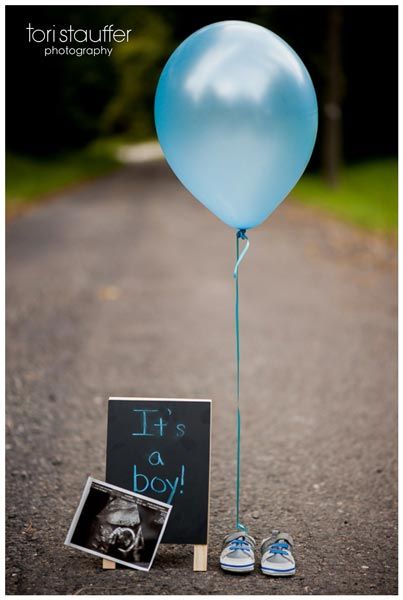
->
[[26, 23, 133, 57]]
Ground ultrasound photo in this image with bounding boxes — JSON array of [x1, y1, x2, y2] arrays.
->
[[65, 478, 172, 571]]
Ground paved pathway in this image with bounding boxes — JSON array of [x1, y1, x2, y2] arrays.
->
[[6, 161, 397, 594]]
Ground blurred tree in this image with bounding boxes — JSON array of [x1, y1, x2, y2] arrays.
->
[[322, 7, 344, 187], [101, 9, 173, 140], [5, 5, 397, 166]]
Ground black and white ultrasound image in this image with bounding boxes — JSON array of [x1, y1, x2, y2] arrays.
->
[[69, 481, 169, 569]]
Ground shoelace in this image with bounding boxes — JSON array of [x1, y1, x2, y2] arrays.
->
[[228, 538, 253, 554], [268, 542, 289, 556]]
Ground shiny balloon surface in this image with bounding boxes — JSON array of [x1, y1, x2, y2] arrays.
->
[[155, 21, 318, 229]]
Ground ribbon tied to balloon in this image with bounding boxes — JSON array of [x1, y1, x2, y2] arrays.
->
[[154, 21, 318, 530]]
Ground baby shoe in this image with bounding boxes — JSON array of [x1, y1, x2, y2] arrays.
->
[[220, 531, 256, 573], [260, 531, 296, 576]]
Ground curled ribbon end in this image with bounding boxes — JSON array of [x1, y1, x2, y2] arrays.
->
[[233, 230, 250, 278]]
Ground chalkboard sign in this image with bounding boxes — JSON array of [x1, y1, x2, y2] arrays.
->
[[106, 398, 211, 545]]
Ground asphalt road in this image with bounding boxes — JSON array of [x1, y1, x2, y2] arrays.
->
[[6, 161, 397, 595]]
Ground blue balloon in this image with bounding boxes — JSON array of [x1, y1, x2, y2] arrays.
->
[[154, 21, 318, 230]]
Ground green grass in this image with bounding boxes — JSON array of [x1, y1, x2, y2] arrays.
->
[[6, 146, 397, 234], [6, 140, 121, 218], [293, 159, 397, 234]]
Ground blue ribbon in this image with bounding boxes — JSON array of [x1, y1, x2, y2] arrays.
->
[[233, 229, 250, 532]]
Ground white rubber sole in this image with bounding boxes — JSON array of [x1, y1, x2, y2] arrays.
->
[[220, 562, 255, 573], [261, 566, 296, 577]]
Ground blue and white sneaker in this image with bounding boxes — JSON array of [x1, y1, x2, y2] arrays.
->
[[260, 531, 296, 576], [220, 532, 256, 573]]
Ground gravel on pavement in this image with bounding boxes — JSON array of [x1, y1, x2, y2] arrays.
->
[[6, 162, 397, 594]]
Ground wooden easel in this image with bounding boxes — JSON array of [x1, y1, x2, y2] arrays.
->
[[102, 544, 208, 571]]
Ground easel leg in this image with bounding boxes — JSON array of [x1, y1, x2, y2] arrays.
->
[[102, 559, 116, 570], [193, 544, 208, 571]]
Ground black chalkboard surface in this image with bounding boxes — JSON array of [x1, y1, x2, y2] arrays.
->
[[106, 398, 211, 545]]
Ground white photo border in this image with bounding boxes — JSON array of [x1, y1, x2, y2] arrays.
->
[[64, 476, 172, 572]]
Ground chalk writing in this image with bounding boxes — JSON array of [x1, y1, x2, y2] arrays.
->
[[133, 464, 185, 504], [106, 398, 211, 543], [132, 408, 185, 438], [131, 409, 158, 436], [148, 451, 164, 466]]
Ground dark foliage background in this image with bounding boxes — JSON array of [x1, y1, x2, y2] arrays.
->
[[6, 5, 398, 170]]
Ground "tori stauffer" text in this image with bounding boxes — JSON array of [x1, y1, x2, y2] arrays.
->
[[26, 23, 132, 44]]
